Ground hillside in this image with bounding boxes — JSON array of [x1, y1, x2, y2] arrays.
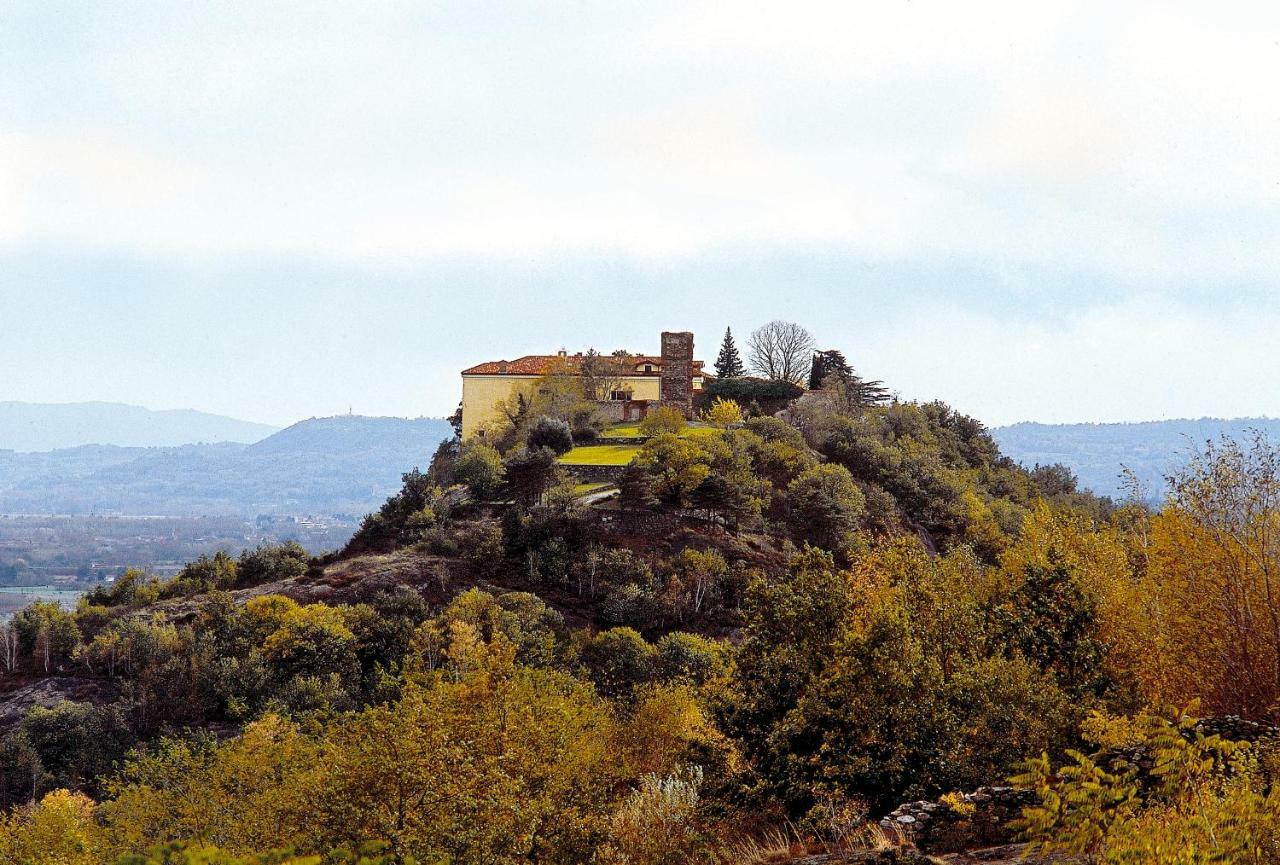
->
[[1, 392, 1276, 864], [0, 415, 452, 516], [992, 416, 1280, 500], [0, 401, 279, 451]]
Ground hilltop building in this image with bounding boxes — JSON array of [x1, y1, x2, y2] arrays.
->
[[460, 331, 706, 439]]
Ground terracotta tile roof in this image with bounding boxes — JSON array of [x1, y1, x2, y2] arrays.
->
[[461, 353, 706, 377]]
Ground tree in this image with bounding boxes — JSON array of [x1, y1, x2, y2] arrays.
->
[[689, 474, 747, 530], [526, 416, 574, 455], [504, 447, 561, 508], [580, 349, 634, 402], [581, 627, 658, 697], [1144, 431, 1280, 717], [639, 406, 686, 437], [807, 349, 890, 409], [702, 397, 743, 429], [785, 464, 865, 552], [673, 549, 729, 615], [713, 327, 745, 379], [634, 435, 712, 506], [998, 561, 1107, 699], [618, 462, 659, 511], [11, 602, 80, 674], [826, 369, 890, 411], [747, 320, 815, 384], [808, 349, 852, 390], [1, 618, 18, 673], [453, 441, 504, 499], [262, 603, 360, 682], [0, 788, 105, 865], [236, 542, 309, 588]]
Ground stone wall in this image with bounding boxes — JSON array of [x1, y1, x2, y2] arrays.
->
[[592, 507, 683, 536], [1197, 715, 1279, 742], [563, 464, 627, 483], [878, 716, 1280, 855], [594, 400, 626, 422]]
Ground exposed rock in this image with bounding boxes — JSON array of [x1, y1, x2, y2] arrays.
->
[[0, 677, 118, 730]]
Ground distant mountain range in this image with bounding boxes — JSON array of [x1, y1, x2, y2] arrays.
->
[[992, 417, 1280, 501], [0, 401, 279, 451], [0, 415, 452, 516]]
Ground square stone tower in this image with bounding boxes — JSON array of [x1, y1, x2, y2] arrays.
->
[[659, 331, 694, 418]]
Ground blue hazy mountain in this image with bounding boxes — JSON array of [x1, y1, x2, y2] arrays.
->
[[992, 417, 1280, 501], [0, 415, 452, 516], [0, 401, 279, 452]]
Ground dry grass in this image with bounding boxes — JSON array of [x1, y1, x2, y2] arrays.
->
[[719, 822, 899, 864], [720, 827, 809, 864]]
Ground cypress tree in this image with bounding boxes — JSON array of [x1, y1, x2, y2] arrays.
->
[[714, 327, 745, 378], [808, 349, 852, 390]]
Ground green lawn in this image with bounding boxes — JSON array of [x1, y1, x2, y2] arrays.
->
[[599, 421, 719, 440], [558, 443, 642, 466]]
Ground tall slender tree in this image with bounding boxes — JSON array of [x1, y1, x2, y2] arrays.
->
[[714, 327, 746, 379]]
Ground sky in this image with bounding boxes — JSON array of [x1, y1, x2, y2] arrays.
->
[[3, 1, 1280, 427]]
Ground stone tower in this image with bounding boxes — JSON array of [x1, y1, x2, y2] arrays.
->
[[659, 331, 694, 418]]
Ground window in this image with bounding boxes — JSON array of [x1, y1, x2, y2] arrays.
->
[[610, 389, 633, 401]]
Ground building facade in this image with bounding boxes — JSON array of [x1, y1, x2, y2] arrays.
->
[[459, 331, 704, 439]]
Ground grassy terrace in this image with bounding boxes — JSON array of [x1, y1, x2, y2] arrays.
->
[[600, 422, 719, 439], [559, 422, 719, 466], [557, 443, 641, 465]]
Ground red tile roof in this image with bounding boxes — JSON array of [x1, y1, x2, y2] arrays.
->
[[461, 353, 706, 377]]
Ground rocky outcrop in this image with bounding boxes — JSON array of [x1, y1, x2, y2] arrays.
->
[[0, 677, 118, 731]]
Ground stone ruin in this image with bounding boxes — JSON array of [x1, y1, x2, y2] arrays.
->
[[880, 787, 1035, 854], [879, 716, 1280, 855]]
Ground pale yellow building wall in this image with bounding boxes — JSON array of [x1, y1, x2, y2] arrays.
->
[[460, 374, 664, 439], [628, 379, 662, 401], [460, 375, 540, 440]]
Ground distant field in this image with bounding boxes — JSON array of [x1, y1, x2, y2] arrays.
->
[[0, 586, 84, 619]]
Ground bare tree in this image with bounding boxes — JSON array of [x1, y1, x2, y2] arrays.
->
[[580, 348, 634, 400], [1, 620, 17, 673], [747, 320, 816, 384]]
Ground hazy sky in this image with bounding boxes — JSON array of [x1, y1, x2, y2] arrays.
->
[[4, 1, 1280, 427]]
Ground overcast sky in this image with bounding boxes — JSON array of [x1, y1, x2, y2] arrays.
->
[[3, 1, 1280, 427]]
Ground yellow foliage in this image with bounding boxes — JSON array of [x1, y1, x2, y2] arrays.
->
[[0, 789, 106, 865], [1000, 502, 1154, 706], [621, 685, 734, 776], [703, 397, 744, 429], [101, 713, 318, 856]]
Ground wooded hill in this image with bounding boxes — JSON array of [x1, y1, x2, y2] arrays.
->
[[2, 371, 1279, 864]]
